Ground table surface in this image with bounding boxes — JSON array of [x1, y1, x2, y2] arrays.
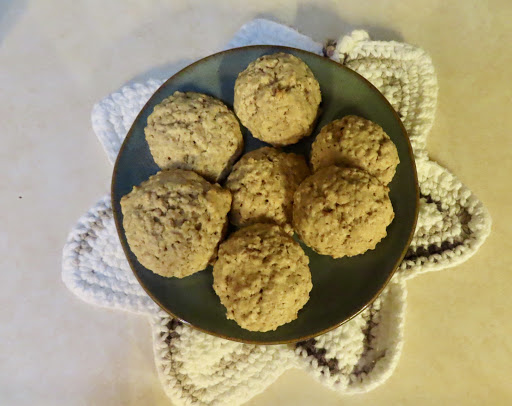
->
[[2, 1, 511, 405]]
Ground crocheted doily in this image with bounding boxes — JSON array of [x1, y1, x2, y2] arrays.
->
[[62, 19, 491, 406]]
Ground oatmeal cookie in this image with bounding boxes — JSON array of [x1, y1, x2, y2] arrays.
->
[[225, 147, 309, 233], [121, 169, 231, 278], [293, 166, 394, 258], [234, 53, 321, 146], [145, 91, 243, 182], [213, 223, 312, 332], [311, 116, 399, 184]]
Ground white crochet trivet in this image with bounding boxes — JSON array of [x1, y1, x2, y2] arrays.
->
[[62, 19, 491, 406]]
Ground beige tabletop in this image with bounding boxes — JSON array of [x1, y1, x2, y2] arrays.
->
[[1, 1, 511, 405]]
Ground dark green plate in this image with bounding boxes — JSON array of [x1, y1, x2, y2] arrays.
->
[[112, 46, 418, 344]]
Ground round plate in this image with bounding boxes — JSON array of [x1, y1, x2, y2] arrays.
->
[[112, 45, 418, 344]]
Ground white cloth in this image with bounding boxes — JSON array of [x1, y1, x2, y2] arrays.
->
[[62, 19, 491, 406]]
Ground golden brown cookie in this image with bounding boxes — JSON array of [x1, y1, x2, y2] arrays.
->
[[234, 53, 321, 146], [213, 224, 312, 332], [293, 166, 394, 258], [145, 91, 243, 182], [311, 116, 399, 184], [225, 147, 310, 233], [121, 169, 231, 278]]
